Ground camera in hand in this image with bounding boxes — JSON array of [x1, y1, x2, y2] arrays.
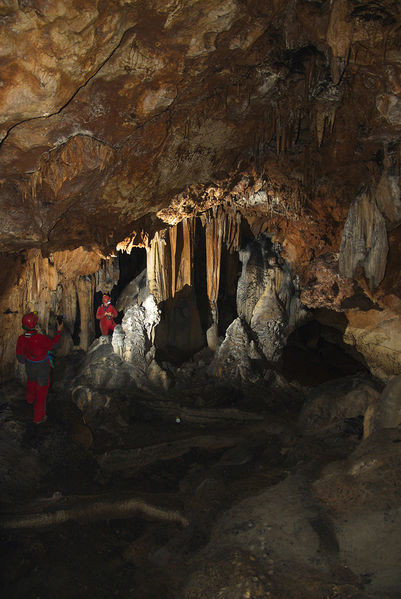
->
[[56, 315, 64, 325]]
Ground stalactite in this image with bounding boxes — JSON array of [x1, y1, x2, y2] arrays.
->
[[116, 230, 149, 253], [200, 206, 241, 350], [316, 106, 337, 147], [339, 187, 389, 289], [21, 136, 114, 201], [147, 219, 195, 303], [147, 230, 170, 304], [169, 225, 178, 298], [146, 208, 241, 353], [202, 207, 223, 350], [95, 257, 120, 294], [75, 275, 96, 351], [176, 218, 194, 293], [327, 0, 353, 85]]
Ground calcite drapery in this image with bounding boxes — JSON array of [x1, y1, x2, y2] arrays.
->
[[147, 218, 195, 304], [339, 187, 389, 289]]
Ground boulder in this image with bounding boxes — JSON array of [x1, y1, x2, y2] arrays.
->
[[364, 373, 401, 437], [209, 317, 263, 384], [75, 336, 131, 390], [299, 376, 379, 436], [344, 302, 401, 381], [313, 427, 401, 594], [180, 474, 364, 598], [116, 268, 148, 312], [71, 385, 130, 431]]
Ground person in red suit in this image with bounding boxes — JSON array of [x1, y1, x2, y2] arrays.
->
[[96, 294, 118, 336], [16, 312, 63, 424]]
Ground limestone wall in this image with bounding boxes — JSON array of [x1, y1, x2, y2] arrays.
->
[[0, 248, 111, 381]]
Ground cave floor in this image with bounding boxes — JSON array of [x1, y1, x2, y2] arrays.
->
[[0, 371, 398, 599]]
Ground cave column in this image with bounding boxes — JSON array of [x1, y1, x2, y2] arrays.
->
[[203, 207, 224, 350]]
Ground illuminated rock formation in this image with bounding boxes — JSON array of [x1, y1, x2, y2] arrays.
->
[[0, 1, 400, 382]]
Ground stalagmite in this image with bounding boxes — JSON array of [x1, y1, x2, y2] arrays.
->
[[235, 236, 306, 366]]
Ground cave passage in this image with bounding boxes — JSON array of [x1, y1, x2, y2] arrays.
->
[[281, 318, 370, 386], [1, 216, 399, 599]]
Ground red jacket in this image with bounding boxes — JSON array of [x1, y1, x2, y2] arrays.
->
[[96, 304, 118, 321], [16, 330, 62, 362]]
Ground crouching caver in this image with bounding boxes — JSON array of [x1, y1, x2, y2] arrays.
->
[[16, 312, 63, 424], [96, 294, 118, 336]]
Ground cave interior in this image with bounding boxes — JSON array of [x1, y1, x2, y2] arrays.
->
[[1, 1, 401, 598]]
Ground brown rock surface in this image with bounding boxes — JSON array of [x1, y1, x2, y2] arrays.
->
[[1, 1, 401, 380], [0, 0, 398, 256]]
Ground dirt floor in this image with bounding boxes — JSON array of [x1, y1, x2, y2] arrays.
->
[[0, 359, 400, 599]]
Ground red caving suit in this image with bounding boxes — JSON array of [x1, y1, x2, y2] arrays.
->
[[16, 329, 62, 423], [96, 303, 118, 336]]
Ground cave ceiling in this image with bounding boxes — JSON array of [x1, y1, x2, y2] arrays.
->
[[0, 0, 400, 260]]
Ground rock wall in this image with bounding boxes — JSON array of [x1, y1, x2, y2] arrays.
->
[[0, 247, 108, 381]]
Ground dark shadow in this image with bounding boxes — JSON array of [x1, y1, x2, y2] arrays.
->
[[193, 218, 210, 334], [72, 291, 81, 346], [155, 284, 206, 365], [217, 247, 240, 336], [280, 317, 370, 386], [117, 249, 147, 292]]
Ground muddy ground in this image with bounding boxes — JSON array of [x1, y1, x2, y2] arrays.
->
[[0, 356, 400, 599]]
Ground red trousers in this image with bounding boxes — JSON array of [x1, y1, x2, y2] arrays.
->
[[26, 378, 49, 423], [99, 317, 116, 336]]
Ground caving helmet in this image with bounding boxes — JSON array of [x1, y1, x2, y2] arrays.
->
[[102, 294, 111, 305], [22, 312, 39, 330]]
